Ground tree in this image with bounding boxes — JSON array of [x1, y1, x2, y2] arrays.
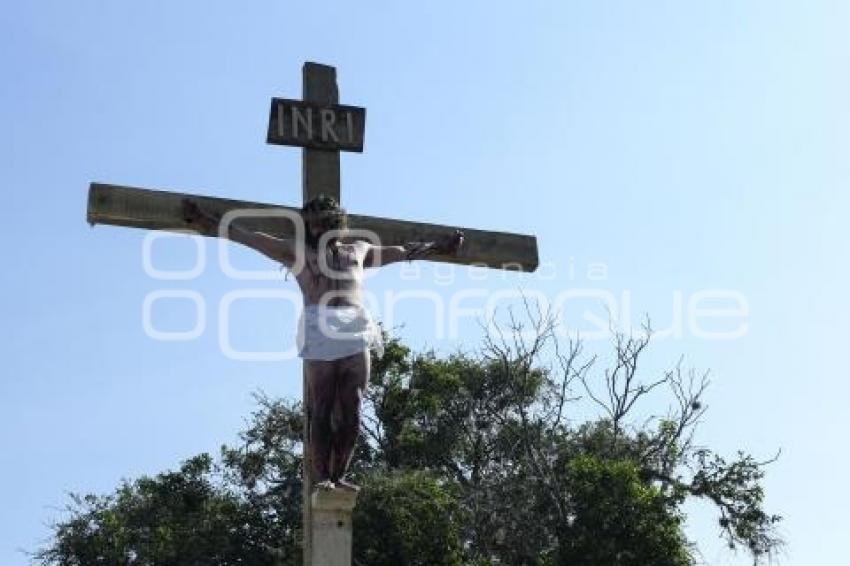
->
[[34, 454, 275, 565], [360, 306, 781, 564], [353, 471, 464, 566], [35, 309, 781, 565]]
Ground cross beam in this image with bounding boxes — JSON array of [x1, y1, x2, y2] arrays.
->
[[87, 182, 539, 272]]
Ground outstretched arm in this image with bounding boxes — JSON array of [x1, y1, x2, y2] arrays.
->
[[182, 199, 297, 265], [364, 229, 464, 267]]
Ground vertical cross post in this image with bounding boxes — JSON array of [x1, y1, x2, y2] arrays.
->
[[302, 63, 340, 203], [300, 62, 357, 566]]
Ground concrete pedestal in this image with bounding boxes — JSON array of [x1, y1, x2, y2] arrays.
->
[[310, 489, 358, 566]]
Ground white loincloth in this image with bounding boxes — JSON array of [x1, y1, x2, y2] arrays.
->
[[297, 304, 384, 361]]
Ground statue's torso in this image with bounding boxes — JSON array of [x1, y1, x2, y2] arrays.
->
[[294, 242, 366, 307]]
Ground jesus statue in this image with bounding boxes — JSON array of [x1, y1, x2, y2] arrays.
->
[[182, 195, 463, 491]]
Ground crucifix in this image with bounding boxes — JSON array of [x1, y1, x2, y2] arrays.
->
[[87, 62, 538, 565]]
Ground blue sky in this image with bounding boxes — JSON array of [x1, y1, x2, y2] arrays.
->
[[2, 1, 848, 563]]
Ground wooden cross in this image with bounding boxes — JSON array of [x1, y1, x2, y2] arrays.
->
[[87, 62, 538, 565]]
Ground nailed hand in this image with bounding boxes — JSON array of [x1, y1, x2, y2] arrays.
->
[[434, 229, 464, 255]]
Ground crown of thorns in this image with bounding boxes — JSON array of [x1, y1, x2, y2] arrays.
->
[[301, 195, 347, 228]]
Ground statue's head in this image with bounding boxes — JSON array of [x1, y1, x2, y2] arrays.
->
[[301, 194, 347, 248]]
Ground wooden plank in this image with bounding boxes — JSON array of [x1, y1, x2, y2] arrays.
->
[[300, 60, 344, 566], [87, 183, 540, 272], [267, 98, 365, 152], [349, 214, 538, 272], [86, 182, 301, 235], [301, 62, 340, 204]]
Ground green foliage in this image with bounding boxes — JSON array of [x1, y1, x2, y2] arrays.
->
[[35, 454, 275, 565], [555, 455, 691, 566], [353, 471, 464, 566], [36, 327, 781, 565]]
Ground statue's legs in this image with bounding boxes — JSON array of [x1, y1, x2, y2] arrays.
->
[[330, 350, 370, 483], [306, 359, 336, 483]]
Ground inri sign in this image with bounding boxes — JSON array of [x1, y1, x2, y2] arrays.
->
[[267, 98, 366, 152]]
